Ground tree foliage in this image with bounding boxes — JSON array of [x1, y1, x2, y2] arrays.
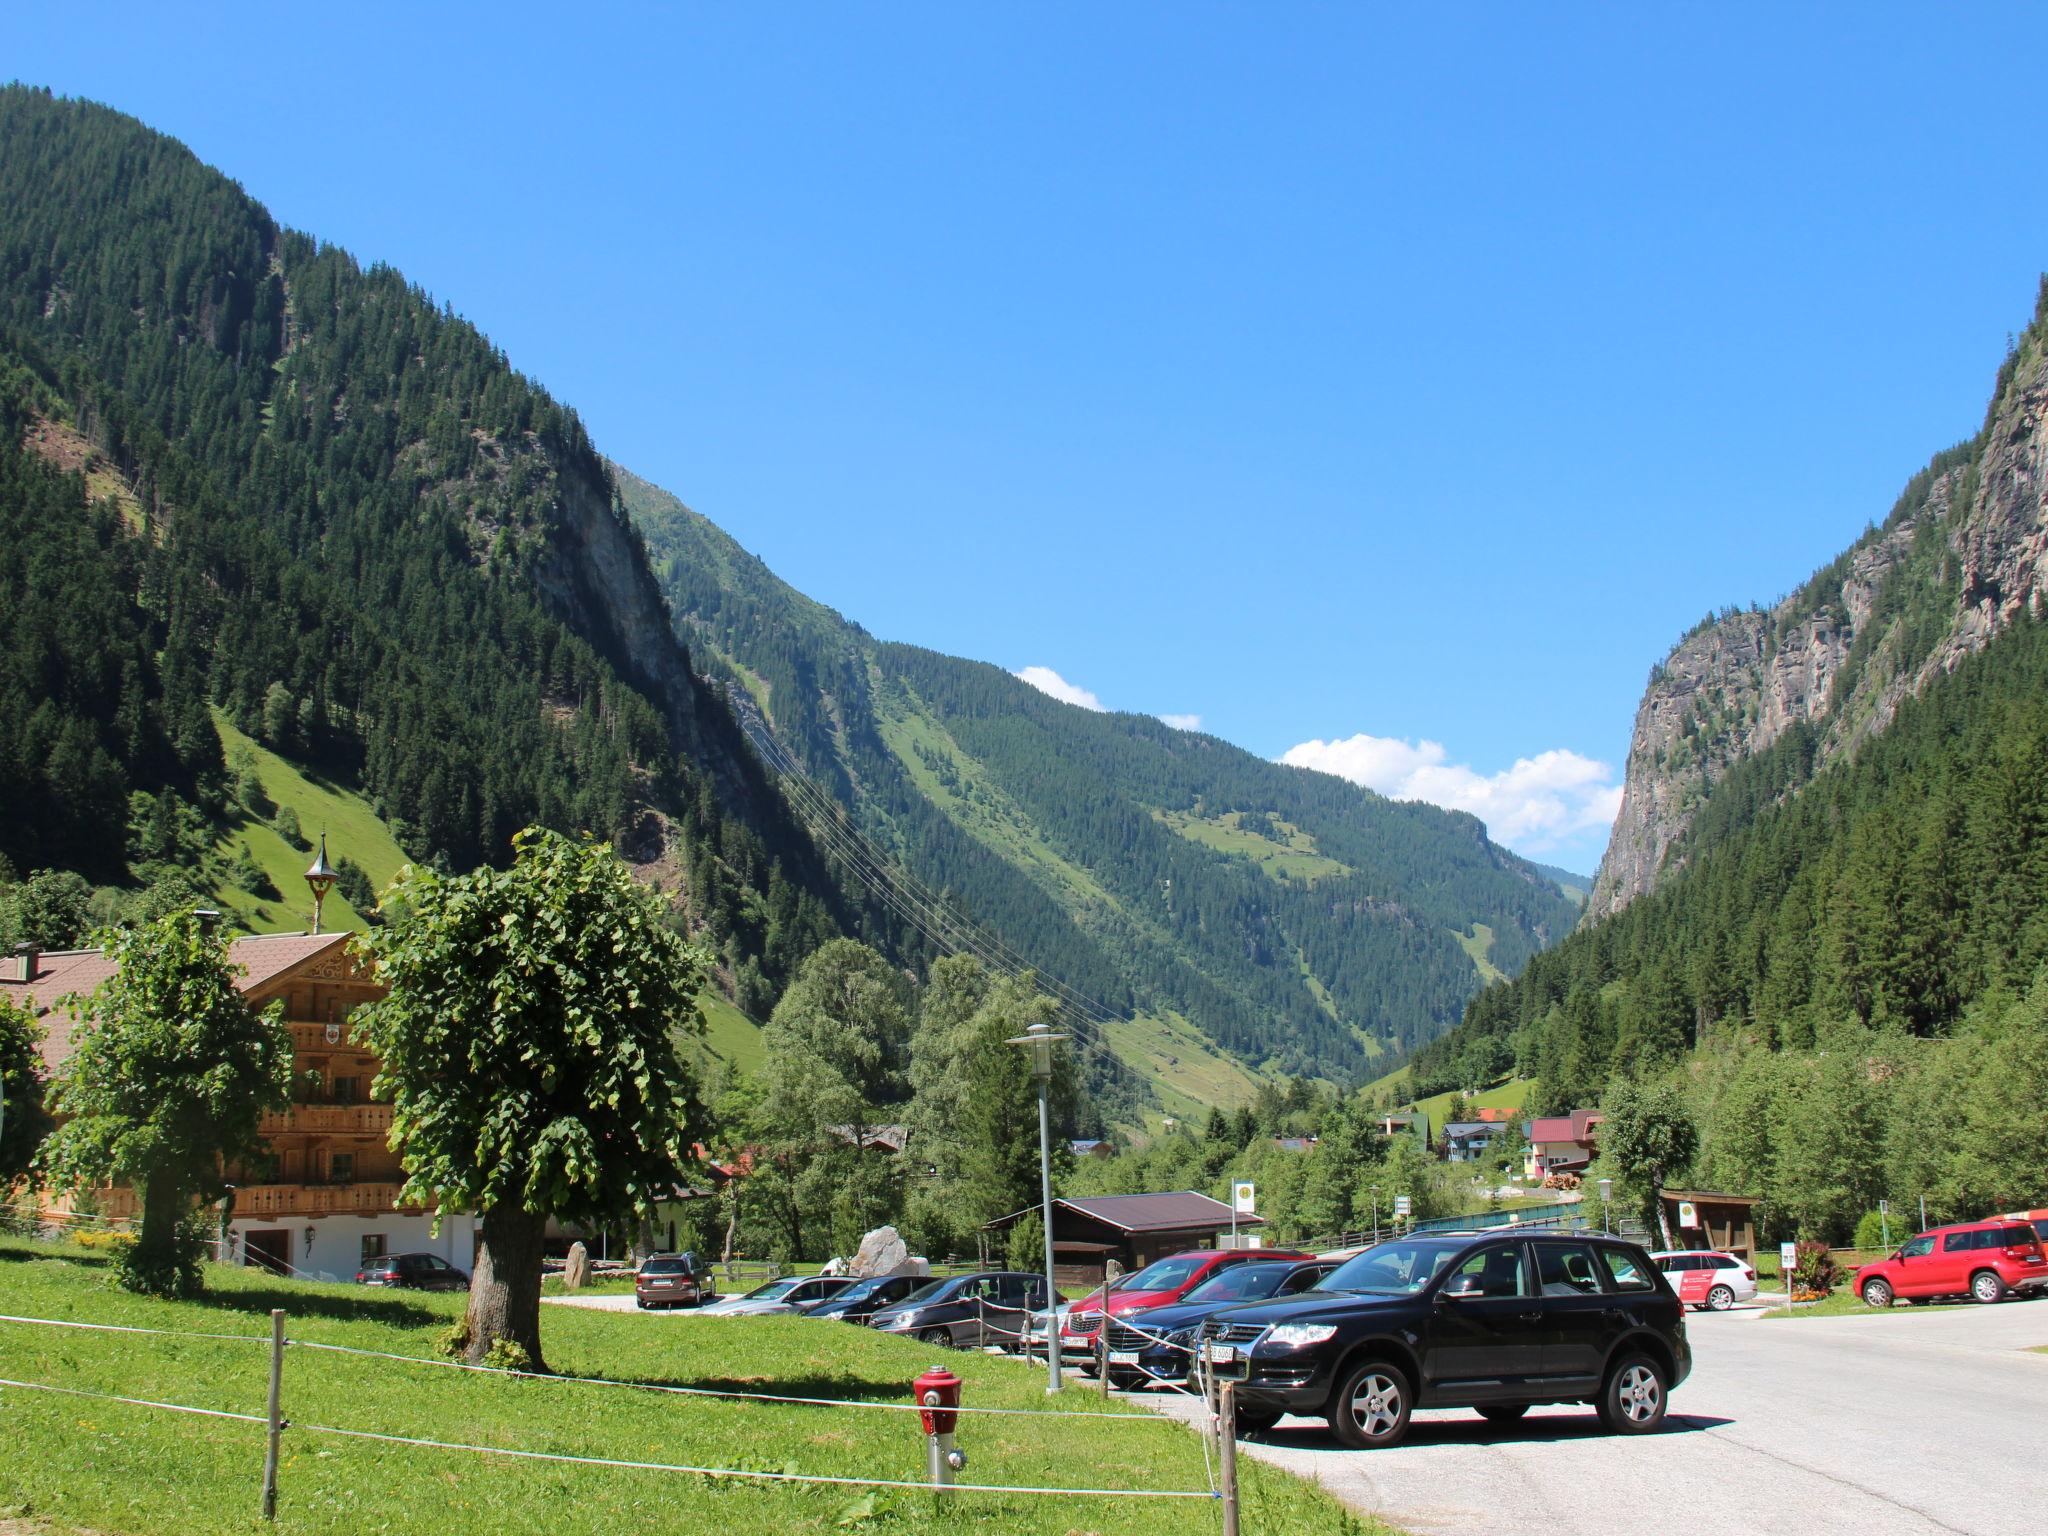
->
[[356, 827, 709, 1368], [40, 912, 290, 1295]]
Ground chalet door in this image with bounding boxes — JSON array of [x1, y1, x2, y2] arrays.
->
[[245, 1229, 291, 1275]]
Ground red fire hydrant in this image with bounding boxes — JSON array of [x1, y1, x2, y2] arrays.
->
[[913, 1366, 965, 1487]]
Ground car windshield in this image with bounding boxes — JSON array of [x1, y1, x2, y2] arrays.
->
[[746, 1279, 801, 1302], [828, 1278, 892, 1302], [1318, 1240, 1468, 1295], [640, 1258, 688, 1275], [894, 1278, 953, 1308], [1183, 1264, 1292, 1303], [1122, 1257, 1205, 1292]]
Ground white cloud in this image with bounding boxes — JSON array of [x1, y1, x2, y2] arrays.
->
[[1279, 733, 1623, 855], [1015, 666, 1105, 711], [1158, 713, 1203, 731]]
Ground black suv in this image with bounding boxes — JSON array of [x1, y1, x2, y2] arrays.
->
[[1200, 1232, 1688, 1448]]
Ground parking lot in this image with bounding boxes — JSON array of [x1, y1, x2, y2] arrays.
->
[[1149, 1300, 2048, 1536]]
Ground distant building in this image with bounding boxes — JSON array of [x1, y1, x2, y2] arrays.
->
[[1271, 1134, 1319, 1153], [1442, 1120, 1506, 1163], [1376, 1111, 1431, 1145], [1069, 1138, 1114, 1159], [826, 1124, 910, 1153], [1523, 1109, 1603, 1181], [983, 1190, 1266, 1285]]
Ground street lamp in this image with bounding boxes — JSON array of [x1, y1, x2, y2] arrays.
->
[[1369, 1184, 1381, 1244], [1005, 1017, 1069, 1394], [1597, 1178, 1612, 1236]]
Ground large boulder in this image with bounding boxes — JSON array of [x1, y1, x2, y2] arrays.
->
[[848, 1226, 914, 1278], [563, 1240, 591, 1291]]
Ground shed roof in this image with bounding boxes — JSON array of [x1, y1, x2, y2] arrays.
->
[[983, 1190, 1265, 1234]]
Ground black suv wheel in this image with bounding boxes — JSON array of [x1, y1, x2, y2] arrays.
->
[[1598, 1354, 1668, 1434], [1327, 1359, 1413, 1449]]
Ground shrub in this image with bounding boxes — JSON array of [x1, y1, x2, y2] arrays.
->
[[1790, 1239, 1841, 1300], [482, 1337, 534, 1372], [1852, 1209, 1896, 1250], [113, 1221, 205, 1298], [437, 1317, 473, 1359]]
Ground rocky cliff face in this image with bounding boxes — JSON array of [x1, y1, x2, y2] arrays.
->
[[1590, 303, 2048, 918]]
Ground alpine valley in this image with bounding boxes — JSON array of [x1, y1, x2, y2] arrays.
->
[[0, 87, 1579, 1122]]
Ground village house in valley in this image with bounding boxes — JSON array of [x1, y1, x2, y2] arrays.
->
[[3, 925, 478, 1281]]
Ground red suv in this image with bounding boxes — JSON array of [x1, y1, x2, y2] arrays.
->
[[1853, 1220, 2048, 1307], [1062, 1249, 1309, 1362]]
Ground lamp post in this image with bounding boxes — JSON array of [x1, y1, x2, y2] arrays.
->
[[1369, 1184, 1381, 1244], [1006, 1018, 1068, 1394], [1597, 1178, 1612, 1236], [304, 833, 338, 935]]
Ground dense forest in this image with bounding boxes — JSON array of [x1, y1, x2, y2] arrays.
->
[[620, 467, 1580, 1085], [0, 86, 846, 1002]]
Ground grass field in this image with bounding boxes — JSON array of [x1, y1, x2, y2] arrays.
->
[[1452, 923, 1507, 985], [0, 1237, 1381, 1536], [1407, 1077, 1536, 1128], [208, 714, 414, 935], [697, 988, 767, 1073]]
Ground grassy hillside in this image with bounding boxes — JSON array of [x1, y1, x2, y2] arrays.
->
[[0, 1236, 1376, 1535], [209, 714, 413, 934], [618, 463, 1581, 1099]]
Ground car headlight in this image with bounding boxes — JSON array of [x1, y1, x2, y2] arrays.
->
[[1166, 1328, 1197, 1347], [1264, 1324, 1337, 1349], [889, 1310, 919, 1328]]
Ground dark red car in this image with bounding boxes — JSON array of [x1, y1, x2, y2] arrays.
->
[[1853, 1220, 2048, 1306], [355, 1252, 469, 1290], [1061, 1249, 1310, 1362]]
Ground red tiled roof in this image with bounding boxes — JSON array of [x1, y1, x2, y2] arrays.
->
[[1526, 1116, 1576, 1142], [1, 932, 353, 1073]]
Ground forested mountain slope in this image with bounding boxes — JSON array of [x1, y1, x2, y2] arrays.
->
[[0, 86, 851, 1001], [1591, 285, 2048, 918], [617, 466, 1580, 1093], [1413, 285, 2048, 1117]]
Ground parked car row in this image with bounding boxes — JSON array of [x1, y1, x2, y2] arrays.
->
[[1004, 1233, 1691, 1449]]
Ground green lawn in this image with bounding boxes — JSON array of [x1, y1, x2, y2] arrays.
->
[[0, 1237, 1382, 1536], [1406, 1077, 1536, 1128], [1762, 1292, 1973, 1319], [697, 988, 767, 1073]]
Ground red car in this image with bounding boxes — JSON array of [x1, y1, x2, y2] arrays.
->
[[1061, 1249, 1309, 1361], [1853, 1220, 2048, 1307]]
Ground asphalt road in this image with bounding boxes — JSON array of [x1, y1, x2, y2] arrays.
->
[[1148, 1299, 2048, 1536]]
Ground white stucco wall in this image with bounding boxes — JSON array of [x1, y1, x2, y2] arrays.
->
[[228, 1212, 478, 1282]]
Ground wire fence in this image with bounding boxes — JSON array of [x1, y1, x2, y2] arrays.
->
[[0, 1308, 1236, 1518]]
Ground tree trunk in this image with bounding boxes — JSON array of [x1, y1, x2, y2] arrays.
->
[[633, 1215, 655, 1263], [136, 1171, 182, 1275], [468, 1205, 548, 1372]]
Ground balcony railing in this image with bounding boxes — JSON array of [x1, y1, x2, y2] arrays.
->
[[258, 1104, 395, 1136], [229, 1183, 419, 1218]]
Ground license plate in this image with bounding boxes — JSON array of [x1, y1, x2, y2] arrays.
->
[[1204, 1344, 1238, 1365], [1108, 1350, 1140, 1366], [651, 1280, 675, 1287]]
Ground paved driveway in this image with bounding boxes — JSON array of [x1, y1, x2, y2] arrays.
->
[[1148, 1300, 2048, 1536]]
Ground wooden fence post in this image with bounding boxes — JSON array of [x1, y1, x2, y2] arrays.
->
[[1218, 1379, 1240, 1536], [261, 1308, 285, 1520]]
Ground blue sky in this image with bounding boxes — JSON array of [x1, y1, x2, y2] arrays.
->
[[11, 5, 2048, 871]]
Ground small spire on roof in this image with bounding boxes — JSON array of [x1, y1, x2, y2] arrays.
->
[[305, 832, 338, 935]]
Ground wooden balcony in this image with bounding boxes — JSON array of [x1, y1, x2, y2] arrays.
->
[[84, 1181, 418, 1221], [258, 1104, 395, 1136], [231, 1183, 419, 1218], [287, 1021, 370, 1052]]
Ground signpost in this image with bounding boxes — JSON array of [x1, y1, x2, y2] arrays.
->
[[1780, 1240, 1799, 1311], [1231, 1181, 1255, 1248], [1393, 1194, 1412, 1231], [1878, 1198, 1890, 1250]]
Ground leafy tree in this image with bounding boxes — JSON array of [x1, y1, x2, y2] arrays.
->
[[356, 828, 709, 1369], [4, 869, 92, 950], [40, 912, 290, 1295], [0, 993, 49, 1182], [1597, 1078, 1698, 1246]]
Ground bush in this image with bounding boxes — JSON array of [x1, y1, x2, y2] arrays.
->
[[1790, 1239, 1842, 1300], [1852, 1209, 1897, 1250], [437, 1316, 474, 1359], [482, 1337, 534, 1372]]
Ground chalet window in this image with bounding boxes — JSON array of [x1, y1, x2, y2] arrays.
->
[[332, 1076, 361, 1104], [361, 1234, 386, 1264], [329, 1153, 355, 1184]]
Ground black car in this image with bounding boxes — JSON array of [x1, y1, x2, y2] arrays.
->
[[805, 1273, 930, 1323], [869, 1270, 1049, 1347], [1197, 1232, 1689, 1447], [1103, 1259, 1337, 1388], [355, 1251, 469, 1290]]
